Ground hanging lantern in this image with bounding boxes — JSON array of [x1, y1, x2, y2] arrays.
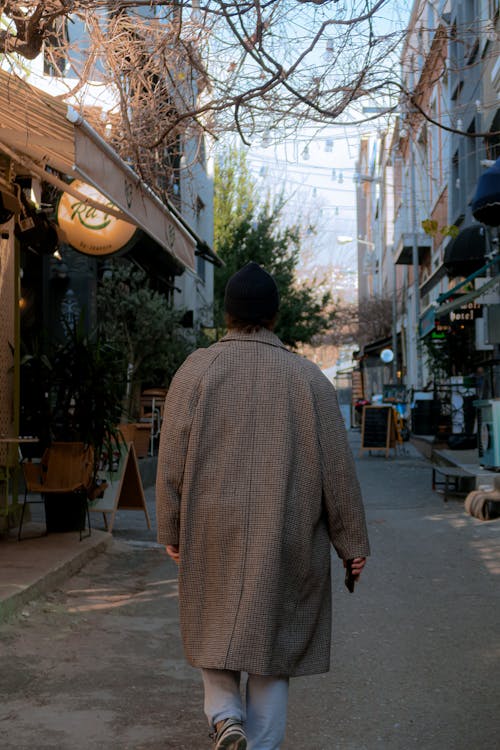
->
[[471, 157, 500, 227]]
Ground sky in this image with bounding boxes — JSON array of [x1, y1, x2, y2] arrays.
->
[[236, 2, 413, 275], [246, 125, 363, 271]]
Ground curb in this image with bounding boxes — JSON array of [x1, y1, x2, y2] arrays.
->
[[0, 530, 113, 622]]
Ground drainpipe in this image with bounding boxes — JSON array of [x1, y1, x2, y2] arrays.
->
[[392, 260, 398, 381]]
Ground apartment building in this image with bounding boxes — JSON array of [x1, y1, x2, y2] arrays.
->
[[357, 0, 500, 418]]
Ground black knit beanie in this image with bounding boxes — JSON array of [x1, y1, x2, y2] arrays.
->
[[224, 261, 280, 322]]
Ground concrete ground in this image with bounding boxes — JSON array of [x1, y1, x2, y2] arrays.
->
[[1, 434, 499, 749]]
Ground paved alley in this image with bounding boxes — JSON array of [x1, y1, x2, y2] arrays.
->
[[1, 434, 499, 749]]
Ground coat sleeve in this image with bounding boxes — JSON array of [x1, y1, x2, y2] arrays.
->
[[155, 354, 203, 547], [313, 370, 370, 560]]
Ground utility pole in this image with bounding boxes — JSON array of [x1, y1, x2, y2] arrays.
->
[[409, 135, 423, 388], [392, 261, 398, 381]]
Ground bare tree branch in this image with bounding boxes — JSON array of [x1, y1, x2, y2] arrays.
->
[[1, 1, 496, 210]]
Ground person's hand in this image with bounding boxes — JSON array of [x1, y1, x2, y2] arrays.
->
[[166, 544, 180, 565], [344, 556, 366, 579]]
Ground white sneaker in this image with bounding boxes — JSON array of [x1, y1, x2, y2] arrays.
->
[[211, 717, 247, 749]]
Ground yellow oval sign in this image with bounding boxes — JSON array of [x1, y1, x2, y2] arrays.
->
[[57, 180, 137, 256]]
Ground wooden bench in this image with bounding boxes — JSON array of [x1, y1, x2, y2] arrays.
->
[[431, 465, 474, 502]]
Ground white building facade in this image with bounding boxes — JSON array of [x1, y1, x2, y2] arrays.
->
[[357, 0, 500, 432]]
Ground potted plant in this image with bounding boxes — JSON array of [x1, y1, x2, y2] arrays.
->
[[96, 261, 192, 455], [49, 319, 126, 464], [20, 318, 127, 532]]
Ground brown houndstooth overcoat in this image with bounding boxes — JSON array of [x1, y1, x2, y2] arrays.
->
[[156, 328, 370, 677]]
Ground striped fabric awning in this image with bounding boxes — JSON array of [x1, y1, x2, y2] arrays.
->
[[0, 68, 197, 271]]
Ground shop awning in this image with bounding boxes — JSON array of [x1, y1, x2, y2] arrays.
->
[[443, 224, 488, 278], [0, 68, 204, 272], [362, 335, 392, 356], [472, 157, 500, 227], [434, 274, 500, 318]]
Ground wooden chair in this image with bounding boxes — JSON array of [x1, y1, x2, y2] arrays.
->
[[139, 388, 167, 455], [17, 449, 49, 540], [18, 442, 94, 541]]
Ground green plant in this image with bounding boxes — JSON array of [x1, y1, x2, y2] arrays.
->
[[422, 336, 451, 381], [20, 318, 127, 477], [422, 326, 478, 382], [96, 261, 192, 417], [421, 219, 459, 239], [213, 147, 333, 348], [19, 336, 54, 450]]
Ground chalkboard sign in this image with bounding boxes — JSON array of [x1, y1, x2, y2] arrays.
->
[[360, 406, 395, 458]]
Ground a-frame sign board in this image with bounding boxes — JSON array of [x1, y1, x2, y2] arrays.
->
[[359, 405, 396, 458], [89, 442, 151, 533]]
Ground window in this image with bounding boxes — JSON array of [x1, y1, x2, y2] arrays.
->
[[465, 119, 480, 198], [449, 23, 463, 101], [197, 255, 206, 283], [463, 0, 480, 63], [430, 100, 441, 193], [487, 109, 500, 160], [451, 148, 463, 224]]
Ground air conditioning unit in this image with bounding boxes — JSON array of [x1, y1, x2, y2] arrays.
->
[[475, 316, 494, 351], [477, 399, 500, 469]]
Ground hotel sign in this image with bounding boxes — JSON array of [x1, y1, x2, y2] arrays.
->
[[57, 180, 137, 256], [448, 301, 481, 322]]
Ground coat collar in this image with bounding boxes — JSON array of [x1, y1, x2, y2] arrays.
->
[[220, 328, 289, 351]]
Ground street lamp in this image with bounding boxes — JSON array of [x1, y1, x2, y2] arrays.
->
[[337, 236, 376, 250], [338, 236, 376, 273], [337, 235, 374, 246], [337, 236, 376, 269]]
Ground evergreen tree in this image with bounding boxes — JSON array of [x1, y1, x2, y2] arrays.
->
[[214, 147, 332, 349], [96, 261, 191, 416]]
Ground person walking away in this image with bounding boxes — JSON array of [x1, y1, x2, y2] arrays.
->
[[156, 261, 370, 750]]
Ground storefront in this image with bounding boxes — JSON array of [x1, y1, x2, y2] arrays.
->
[[0, 69, 209, 529], [415, 267, 500, 440]]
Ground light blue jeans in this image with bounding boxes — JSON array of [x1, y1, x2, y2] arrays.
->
[[202, 668, 289, 750]]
